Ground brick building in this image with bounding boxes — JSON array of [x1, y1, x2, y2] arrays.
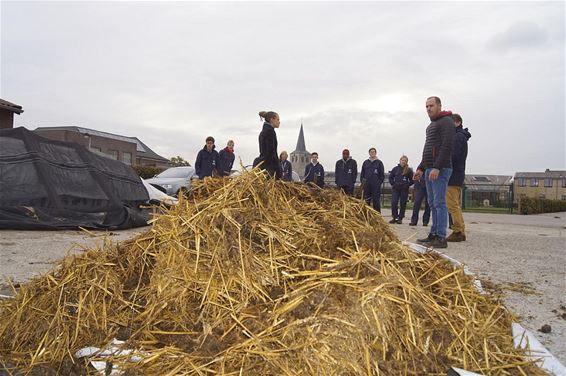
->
[[34, 126, 169, 167], [0, 98, 24, 129], [514, 170, 566, 201]]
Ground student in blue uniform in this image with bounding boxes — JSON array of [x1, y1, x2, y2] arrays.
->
[[360, 147, 385, 212], [195, 136, 219, 179], [388, 155, 414, 224], [304, 152, 325, 188], [335, 149, 358, 196], [279, 151, 293, 182], [218, 140, 235, 177]]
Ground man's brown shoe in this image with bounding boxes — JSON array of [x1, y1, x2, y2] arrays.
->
[[446, 231, 466, 242]]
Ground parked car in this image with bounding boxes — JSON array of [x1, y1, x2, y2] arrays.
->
[[145, 166, 196, 196]]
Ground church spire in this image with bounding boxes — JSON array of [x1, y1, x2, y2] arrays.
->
[[294, 123, 306, 152]]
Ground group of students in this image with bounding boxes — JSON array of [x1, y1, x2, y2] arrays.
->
[[199, 103, 470, 249], [278, 149, 430, 226]]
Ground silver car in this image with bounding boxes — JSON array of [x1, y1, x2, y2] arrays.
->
[[145, 166, 196, 196]]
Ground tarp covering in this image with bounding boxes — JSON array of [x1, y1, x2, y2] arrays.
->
[[0, 127, 149, 230]]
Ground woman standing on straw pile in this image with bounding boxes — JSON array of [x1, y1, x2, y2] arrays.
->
[[253, 111, 282, 179], [388, 155, 414, 224]]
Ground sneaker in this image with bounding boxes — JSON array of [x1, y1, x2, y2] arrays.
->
[[429, 237, 448, 248], [409, 222, 417, 226], [446, 232, 466, 242], [389, 218, 397, 224], [396, 219, 403, 224], [417, 234, 436, 244]]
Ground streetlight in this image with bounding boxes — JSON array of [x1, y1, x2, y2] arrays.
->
[[83, 133, 91, 150]]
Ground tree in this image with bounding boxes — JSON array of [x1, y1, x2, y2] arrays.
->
[[169, 156, 191, 167]]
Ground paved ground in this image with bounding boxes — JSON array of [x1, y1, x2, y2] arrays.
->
[[1, 211, 565, 364]]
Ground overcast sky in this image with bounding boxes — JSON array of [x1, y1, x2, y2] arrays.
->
[[1, 1, 564, 175]]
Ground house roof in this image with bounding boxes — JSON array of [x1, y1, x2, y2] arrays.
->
[[464, 175, 513, 186], [34, 126, 169, 162], [0, 98, 24, 114], [515, 170, 566, 179]]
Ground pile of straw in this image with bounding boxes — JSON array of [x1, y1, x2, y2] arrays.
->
[[0, 170, 547, 375]]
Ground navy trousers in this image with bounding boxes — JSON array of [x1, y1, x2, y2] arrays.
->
[[363, 182, 381, 212], [411, 187, 430, 225], [391, 188, 409, 220]]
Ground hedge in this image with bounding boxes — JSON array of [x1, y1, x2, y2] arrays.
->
[[132, 165, 167, 179], [519, 196, 566, 215]]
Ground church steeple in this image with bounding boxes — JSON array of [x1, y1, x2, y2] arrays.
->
[[290, 122, 310, 178], [294, 123, 306, 153]]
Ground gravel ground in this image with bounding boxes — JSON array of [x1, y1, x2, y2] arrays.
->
[[1, 211, 565, 365]]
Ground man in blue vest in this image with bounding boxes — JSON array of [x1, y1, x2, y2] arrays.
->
[[335, 149, 358, 196]]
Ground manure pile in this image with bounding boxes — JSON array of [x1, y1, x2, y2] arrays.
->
[[0, 170, 547, 375]]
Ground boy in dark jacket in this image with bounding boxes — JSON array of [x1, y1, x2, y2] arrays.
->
[[304, 152, 325, 188], [360, 147, 385, 212], [388, 155, 414, 224], [446, 114, 471, 242], [335, 149, 358, 196], [218, 140, 235, 177], [195, 136, 219, 179]]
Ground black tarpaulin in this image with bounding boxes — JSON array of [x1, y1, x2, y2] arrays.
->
[[0, 127, 149, 230]]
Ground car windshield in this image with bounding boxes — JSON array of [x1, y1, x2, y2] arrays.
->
[[156, 168, 191, 178]]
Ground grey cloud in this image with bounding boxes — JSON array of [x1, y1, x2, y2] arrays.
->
[[487, 21, 548, 52]]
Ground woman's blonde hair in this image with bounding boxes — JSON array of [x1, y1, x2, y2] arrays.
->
[[400, 155, 409, 176]]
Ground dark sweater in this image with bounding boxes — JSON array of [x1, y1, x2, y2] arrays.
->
[[335, 158, 358, 188], [360, 158, 385, 186], [304, 163, 325, 188], [417, 112, 455, 171], [448, 126, 472, 186], [389, 165, 414, 191]]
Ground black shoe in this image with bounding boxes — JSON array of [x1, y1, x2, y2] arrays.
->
[[430, 237, 448, 248], [417, 234, 436, 244], [396, 219, 403, 224], [423, 223, 429, 227], [389, 218, 397, 224], [409, 222, 417, 226]]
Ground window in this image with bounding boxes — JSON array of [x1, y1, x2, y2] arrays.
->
[[108, 150, 118, 160], [91, 146, 102, 153], [473, 176, 491, 182], [544, 178, 553, 187], [562, 178, 566, 188], [538, 193, 545, 199], [530, 178, 539, 187], [122, 152, 132, 165], [562, 195, 566, 201], [517, 177, 526, 187]]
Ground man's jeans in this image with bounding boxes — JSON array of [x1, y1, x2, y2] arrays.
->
[[447, 186, 465, 233], [425, 168, 452, 238]]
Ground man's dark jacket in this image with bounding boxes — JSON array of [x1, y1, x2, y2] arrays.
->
[[335, 158, 358, 188], [360, 158, 385, 187], [448, 126, 472, 186], [195, 146, 219, 179], [304, 163, 325, 188], [417, 112, 455, 171]]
